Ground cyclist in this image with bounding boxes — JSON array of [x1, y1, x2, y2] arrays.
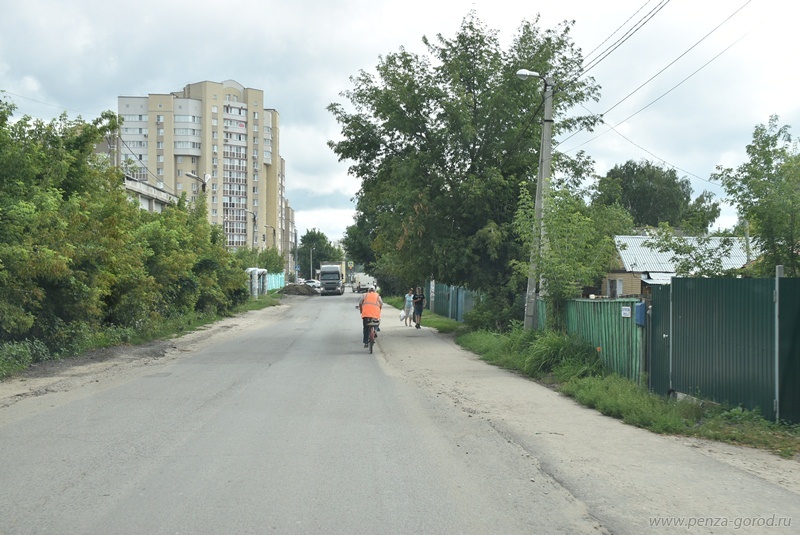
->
[[359, 286, 383, 348]]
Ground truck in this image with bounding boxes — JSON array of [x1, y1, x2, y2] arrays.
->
[[319, 262, 345, 296], [351, 272, 375, 293]]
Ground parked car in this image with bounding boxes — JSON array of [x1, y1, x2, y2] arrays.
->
[[305, 279, 321, 289], [296, 277, 306, 284]]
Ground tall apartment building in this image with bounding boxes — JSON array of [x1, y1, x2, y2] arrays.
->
[[118, 79, 293, 262]]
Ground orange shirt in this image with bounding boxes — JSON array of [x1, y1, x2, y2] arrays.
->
[[360, 292, 382, 319]]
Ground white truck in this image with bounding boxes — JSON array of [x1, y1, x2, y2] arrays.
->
[[319, 263, 345, 295], [352, 272, 374, 293]]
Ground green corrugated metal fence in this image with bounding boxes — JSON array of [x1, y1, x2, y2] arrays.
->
[[671, 278, 775, 415], [648, 285, 671, 396], [564, 299, 644, 383], [648, 277, 800, 423], [778, 278, 800, 423]]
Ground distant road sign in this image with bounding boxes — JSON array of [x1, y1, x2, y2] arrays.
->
[[348, 261, 354, 268]]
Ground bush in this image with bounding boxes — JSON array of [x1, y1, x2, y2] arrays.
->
[[524, 331, 603, 381], [0, 339, 52, 379], [464, 292, 525, 332]]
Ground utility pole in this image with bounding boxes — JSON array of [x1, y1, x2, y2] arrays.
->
[[517, 70, 554, 331]]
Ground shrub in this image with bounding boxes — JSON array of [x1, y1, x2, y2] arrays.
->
[[524, 331, 603, 381], [0, 339, 52, 379]]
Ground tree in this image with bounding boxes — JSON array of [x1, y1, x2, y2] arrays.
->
[[0, 100, 250, 353], [591, 160, 719, 233], [713, 115, 800, 276], [328, 12, 600, 304], [513, 186, 633, 330], [297, 229, 342, 279], [644, 224, 742, 277]]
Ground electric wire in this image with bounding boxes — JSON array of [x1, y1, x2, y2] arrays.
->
[[553, 1, 752, 186], [1, 89, 174, 193], [560, 31, 748, 163], [581, 0, 658, 64], [579, 0, 671, 77], [601, 0, 751, 118]]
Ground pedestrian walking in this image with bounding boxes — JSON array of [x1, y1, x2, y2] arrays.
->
[[403, 288, 414, 326], [412, 286, 426, 329]]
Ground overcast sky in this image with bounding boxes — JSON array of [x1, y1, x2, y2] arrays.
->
[[1, 0, 797, 242]]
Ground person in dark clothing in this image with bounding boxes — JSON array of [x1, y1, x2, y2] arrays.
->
[[412, 286, 426, 329]]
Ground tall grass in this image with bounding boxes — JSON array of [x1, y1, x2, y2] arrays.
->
[[456, 324, 800, 458]]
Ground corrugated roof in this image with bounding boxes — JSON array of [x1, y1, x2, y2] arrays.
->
[[615, 235, 752, 273], [641, 272, 674, 284]]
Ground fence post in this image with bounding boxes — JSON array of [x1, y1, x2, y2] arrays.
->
[[775, 265, 783, 421]]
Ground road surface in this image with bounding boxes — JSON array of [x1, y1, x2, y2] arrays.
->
[[1, 293, 798, 534]]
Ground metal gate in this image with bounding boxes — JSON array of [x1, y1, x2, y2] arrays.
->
[[648, 284, 671, 396]]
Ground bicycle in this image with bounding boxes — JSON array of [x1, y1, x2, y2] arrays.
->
[[366, 319, 380, 354]]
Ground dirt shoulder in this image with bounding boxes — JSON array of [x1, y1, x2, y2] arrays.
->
[[0, 299, 295, 411]]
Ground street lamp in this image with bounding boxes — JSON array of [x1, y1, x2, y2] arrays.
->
[[185, 172, 210, 192], [264, 224, 277, 248], [244, 209, 258, 246], [517, 69, 554, 331]]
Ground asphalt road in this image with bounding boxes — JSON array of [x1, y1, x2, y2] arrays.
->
[[1, 292, 798, 534]]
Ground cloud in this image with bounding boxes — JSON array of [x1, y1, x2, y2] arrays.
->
[[295, 207, 357, 243], [3, 0, 800, 243]]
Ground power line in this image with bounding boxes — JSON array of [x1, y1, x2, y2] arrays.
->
[[579, 0, 671, 77], [561, 31, 748, 158], [582, 1, 659, 63], [1, 90, 108, 118], [116, 135, 177, 195], [601, 1, 751, 118], [557, 0, 751, 149]]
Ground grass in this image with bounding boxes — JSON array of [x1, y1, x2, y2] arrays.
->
[[456, 326, 800, 459]]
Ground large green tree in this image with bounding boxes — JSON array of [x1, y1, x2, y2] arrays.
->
[[329, 13, 600, 301], [713, 115, 800, 276], [0, 100, 249, 354], [591, 159, 720, 233], [297, 229, 343, 280]]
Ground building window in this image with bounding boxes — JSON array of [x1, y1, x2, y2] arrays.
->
[[212, 105, 218, 113], [212, 196, 218, 204], [177, 156, 183, 163], [177, 183, 183, 190]]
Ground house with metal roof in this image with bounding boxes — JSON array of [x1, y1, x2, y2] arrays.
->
[[600, 235, 752, 297]]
